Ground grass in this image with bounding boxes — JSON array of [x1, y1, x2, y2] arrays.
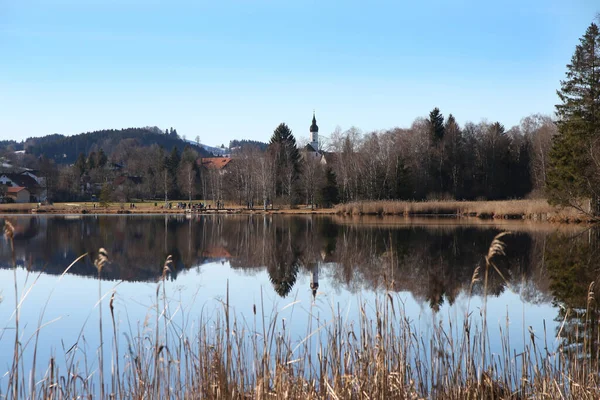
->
[[1, 198, 588, 223], [2, 224, 600, 398], [335, 199, 589, 222]]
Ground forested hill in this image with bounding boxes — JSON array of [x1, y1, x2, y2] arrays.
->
[[21, 127, 210, 164], [229, 139, 268, 151]]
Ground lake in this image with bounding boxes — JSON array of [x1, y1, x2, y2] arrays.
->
[[0, 214, 596, 396]]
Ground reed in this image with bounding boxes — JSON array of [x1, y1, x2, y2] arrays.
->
[[335, 199, 588, 222], [1, 233, 599, 399]]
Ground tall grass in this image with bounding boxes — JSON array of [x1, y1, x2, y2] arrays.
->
[[335, 199, 587, 222], [1, 235, 599, 399]]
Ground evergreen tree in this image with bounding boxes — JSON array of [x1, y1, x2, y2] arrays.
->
[[74, 152, 87, 176], [268, 123, 301, 201], [96, 148, 108, 168], [319, 167, 339, 207], [547, 22, 600, 216], [428, 107, 445, 141]]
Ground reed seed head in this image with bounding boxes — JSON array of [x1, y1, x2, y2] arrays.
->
[[163, 255, 173, 278], [4, 220, 14, 242], [94, 248, 109, 273], [485, 232, 510, 265]]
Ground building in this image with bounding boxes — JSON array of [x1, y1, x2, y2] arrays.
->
[[6, 187, 31, 203], [0, 172, 44, 201], [308, 111, 319, 152], [197, 157, 232, 173], [302, 112, 332, 165]]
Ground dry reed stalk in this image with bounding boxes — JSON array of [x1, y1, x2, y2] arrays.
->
[[94, 248, 108, 399]]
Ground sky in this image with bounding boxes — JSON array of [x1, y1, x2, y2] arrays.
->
[[0, 1, 598, 147]]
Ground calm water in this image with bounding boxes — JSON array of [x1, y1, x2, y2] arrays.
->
[[0, 215, 595, 388]]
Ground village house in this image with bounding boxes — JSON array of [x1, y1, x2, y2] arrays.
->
[[0, 172, 44, 202], [6, 187, 31, 203], [197, 157, 232, 173]]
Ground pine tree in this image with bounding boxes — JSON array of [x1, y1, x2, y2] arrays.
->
[[547, 22, 600, 216], [268, 123, 301, 201], [96, 148, 108, 168], [428, 107, 445, 141], [319, 167, 339, 207], [74, 153, 87, 176]]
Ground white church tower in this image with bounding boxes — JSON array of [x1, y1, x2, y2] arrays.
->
[[309, 111, 319, 151]]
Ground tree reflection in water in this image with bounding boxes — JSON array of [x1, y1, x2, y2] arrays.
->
[[546, 228, 600, 363], [0, 215, 586, 316]]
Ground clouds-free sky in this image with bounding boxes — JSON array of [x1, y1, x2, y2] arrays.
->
[[0, 0, 598, 146]]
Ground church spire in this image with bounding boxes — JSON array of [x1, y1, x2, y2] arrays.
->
[[310, 111, 319, 133]]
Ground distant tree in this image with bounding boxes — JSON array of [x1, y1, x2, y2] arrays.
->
[[178, 161, 197, 202], [99, 183, 112, 207], [75, 153, 86, 176], [319, 167, 339, 207], [300, 154, 324, 208], [428, 107, 445, 142], [167, 146, 181, 199], [547, 22, 600, 216], [96, 148, 108, 168], [444, 114, 463, 198], [269, 123, 301, 202], [196, 135, 201, 147], [39, 156, 57, 202]]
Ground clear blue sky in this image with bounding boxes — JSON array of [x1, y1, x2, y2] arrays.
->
[[0, 0, 598, 146]]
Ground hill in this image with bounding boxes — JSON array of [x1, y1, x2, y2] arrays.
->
[[18, 127, 211, 164], [229, 139, 268, 152]]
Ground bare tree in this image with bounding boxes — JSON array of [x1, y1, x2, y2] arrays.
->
[[177, 161, 197, 202], [300, 153, 324, 208]]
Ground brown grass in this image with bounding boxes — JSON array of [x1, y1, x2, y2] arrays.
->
[[335, 199, 589, 222], [2, 234, 600, 399]]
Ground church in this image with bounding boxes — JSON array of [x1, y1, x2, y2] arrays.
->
[[302, 112, 330, 164]]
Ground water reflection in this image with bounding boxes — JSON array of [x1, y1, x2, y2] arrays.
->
[[0, 215, 562, 305], [545, 229, 600, 361]]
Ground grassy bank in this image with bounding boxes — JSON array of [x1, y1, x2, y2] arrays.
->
[[0, 199, 590, 223], [2, 229, 599, 399], [335, 199, 590, 222], [0, 201, 335, 215]]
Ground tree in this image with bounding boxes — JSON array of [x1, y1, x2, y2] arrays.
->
[[319, 167, 339, 207], [268, 123, 301, 203], [428, 107, 445, 142], [547, 22, 600, 216], [74, 153, 87, 177], [99, 183, 112, 207], [39, 156, 57, 202], [96, 148, 108, 168], [178, 161, 197, 202], [444, 114, 464, 198], [300, 154, 324, 208]]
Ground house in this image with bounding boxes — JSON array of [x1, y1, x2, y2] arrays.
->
[[0, 172, 44, 201], [6, 187, 31, 203], [197, 157, 232, 173], [113, 175, 143, 188]]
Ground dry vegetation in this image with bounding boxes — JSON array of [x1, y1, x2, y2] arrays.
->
[[2, 224, 600, 399], [0, 199, 591, 222], [335, 199, 589, 222]]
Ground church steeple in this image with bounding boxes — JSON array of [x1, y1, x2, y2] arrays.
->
[[309, 111, 319, 151], [310, 111, 319, 133]]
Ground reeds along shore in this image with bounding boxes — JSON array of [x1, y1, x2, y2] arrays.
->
[[0, 199, 592, 223], [2, 227, 600, 399], [335, 199, 590, 222]]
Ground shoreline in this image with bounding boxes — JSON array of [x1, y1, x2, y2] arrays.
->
[[0, 199, 593, 223]]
